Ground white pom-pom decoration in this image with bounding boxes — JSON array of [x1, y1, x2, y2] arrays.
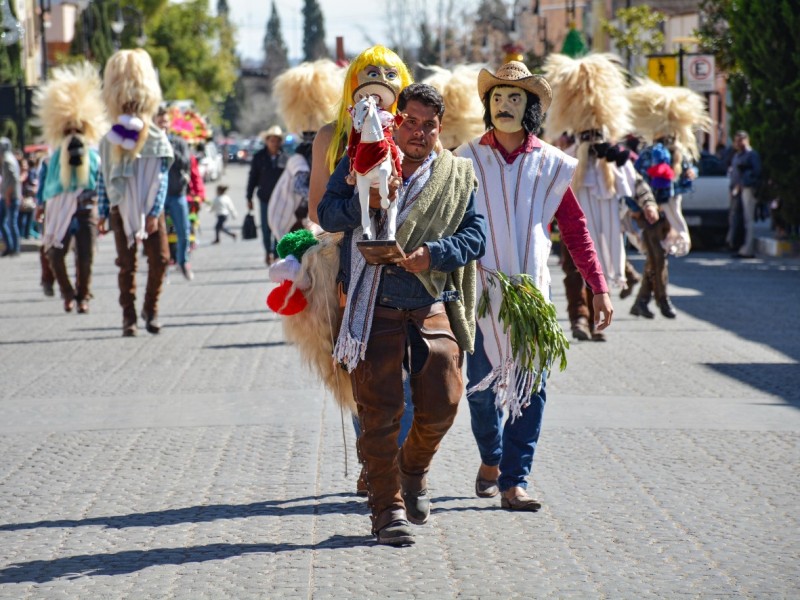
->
[[268, 255, 302, 283]]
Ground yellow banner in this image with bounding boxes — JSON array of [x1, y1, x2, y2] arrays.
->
[[648, 56, 678, 87]]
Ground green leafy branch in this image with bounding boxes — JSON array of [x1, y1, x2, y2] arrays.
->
[[477, 270, 570, 391]]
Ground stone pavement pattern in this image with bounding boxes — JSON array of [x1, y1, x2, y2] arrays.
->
[[1, 165, 799, 598]]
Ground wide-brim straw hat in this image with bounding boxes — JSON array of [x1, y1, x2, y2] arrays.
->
[[477, 61, 552, 112], [352, 81, 397, 110], [261, 125, 284, 140]]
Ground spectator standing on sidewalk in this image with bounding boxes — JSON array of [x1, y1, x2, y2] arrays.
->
[[729, 130, 762, 259], [247, 126, 287, 265], [0, 137, 22, 256]]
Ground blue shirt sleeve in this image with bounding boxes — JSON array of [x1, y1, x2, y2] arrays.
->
[[316, 156, 365, 232], [97, 172, 109, 219], [424, 189, 487, 272], [148, 158, 170, 218]]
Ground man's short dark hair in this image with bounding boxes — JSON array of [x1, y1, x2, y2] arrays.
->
[[735, 130, 749, 140], [397, 83, 445, 120], [482, 86, 543, 134]]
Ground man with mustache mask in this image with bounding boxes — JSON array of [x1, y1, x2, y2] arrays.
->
[[33, 62, 107, 314], [455, 61, 613, 512]]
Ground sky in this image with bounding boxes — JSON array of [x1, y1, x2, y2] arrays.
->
[[226, 0, 481, 63]]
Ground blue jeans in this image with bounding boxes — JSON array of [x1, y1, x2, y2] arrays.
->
[[1, 197, 20, 253], [351, 375, 414, 446], [259, 201, 275, 256], [165, 194, 190, 266], [466, 325, 547, 492]]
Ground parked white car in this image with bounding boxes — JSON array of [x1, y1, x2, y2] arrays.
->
[[198, 141, 224, 182], [683, 152, 731, 248]]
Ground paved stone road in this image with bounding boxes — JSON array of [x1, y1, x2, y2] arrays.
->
[[1, 165, 798, 598]]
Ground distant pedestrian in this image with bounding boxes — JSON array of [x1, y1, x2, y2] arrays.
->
[[728, 131, 761, 259], [209, 184, 237, 243], [0, 137, 22, 256], [246, 126, 287, 265]]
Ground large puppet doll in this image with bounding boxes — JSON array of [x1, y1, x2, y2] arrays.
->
[[98, 49, 174, 337], [33, 62, 107, 314], [543, 53, 632, 341], [626, 79, 711, 319]]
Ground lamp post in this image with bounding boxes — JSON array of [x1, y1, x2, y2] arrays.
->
[[110, 3, 145, 51]]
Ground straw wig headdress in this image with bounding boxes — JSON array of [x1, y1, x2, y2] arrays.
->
[[272, 59, 345, 135], [543, 53, 631, 143], [33, 61, 107, 148], [626, 78, 712, 161], [102, 49, 163, 156], [543, 53, 631, 190], [422, 64, 485, 150]]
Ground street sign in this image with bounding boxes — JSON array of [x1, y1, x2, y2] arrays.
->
[[683, 54, 716, 92], [648, 56, 678, 86]]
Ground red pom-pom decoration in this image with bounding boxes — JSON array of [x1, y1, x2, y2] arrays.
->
[[266, 280, 308, 315]]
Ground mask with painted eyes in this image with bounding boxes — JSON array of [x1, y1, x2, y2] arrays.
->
[[489, 86, 525, 133], [357, 64, 403, 98]]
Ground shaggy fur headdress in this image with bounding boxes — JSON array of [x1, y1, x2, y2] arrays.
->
[[543, 53, 631, 142], [102, 49, 163, 156], [422, 64, 485, 150], [627, 79, 712, 161], [543, 53, 631, 190], [272, 59, 345, 135], [33, 62, 107, 148]]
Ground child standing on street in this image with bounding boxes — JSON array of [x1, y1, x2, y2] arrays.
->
[[209, 184, 237, 243]]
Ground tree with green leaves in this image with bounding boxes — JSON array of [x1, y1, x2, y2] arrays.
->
[[303, 0, 328, 60], [146, 0, 237, 119], [602, 6, 665, 75], [264, 1, 289, 77], [723, 0, 800, 230]]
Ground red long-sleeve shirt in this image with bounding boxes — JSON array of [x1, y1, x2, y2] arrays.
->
[[479, 130, 609, 294]]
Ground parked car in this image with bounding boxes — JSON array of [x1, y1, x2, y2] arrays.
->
[[198, 141, 223, 182], [683, 151, 731, 248]]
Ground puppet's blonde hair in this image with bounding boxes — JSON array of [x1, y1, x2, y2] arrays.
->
[[422, 64, 485, 150], [325, 46, 412, 173], [34, 61, 107, 147], [102, 49, 162, 121], [273, 59, 345, 135]]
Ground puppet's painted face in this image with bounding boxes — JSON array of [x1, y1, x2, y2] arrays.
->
[[357, 64, 403, 97], [490, 86, 526, 133]]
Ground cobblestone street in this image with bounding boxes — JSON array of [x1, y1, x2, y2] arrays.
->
[[1, 166, 798, 599]]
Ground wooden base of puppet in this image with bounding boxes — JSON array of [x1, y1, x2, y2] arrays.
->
[[357, 239, 406, 265]]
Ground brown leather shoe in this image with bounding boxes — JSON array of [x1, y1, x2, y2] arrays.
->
[[571, 317, 591, 341], [475, 472, 499, 498], [64, 298, 75, 313], [77, 300, 89, 314], [122, 322, 138, 337], [500, 493, 542, 512]]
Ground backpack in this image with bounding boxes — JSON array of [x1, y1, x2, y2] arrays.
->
[[167, 135, 191, 197]]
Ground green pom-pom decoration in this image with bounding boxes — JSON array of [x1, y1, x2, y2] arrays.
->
[[276, 229, 318, 260]]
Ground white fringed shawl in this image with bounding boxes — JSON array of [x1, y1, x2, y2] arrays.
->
[[455, 138, 576, 420]]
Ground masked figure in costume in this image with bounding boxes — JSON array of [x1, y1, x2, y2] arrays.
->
[[455, 61, 613, 511], [33, 62, 107, 314], [543, 53, 632, 342], [97, 49, 174, 337], [627, 79, 711, 320], [268, 59, 344, 241]]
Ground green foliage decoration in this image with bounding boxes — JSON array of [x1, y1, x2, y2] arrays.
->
[[477, 270, 570, 392]]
